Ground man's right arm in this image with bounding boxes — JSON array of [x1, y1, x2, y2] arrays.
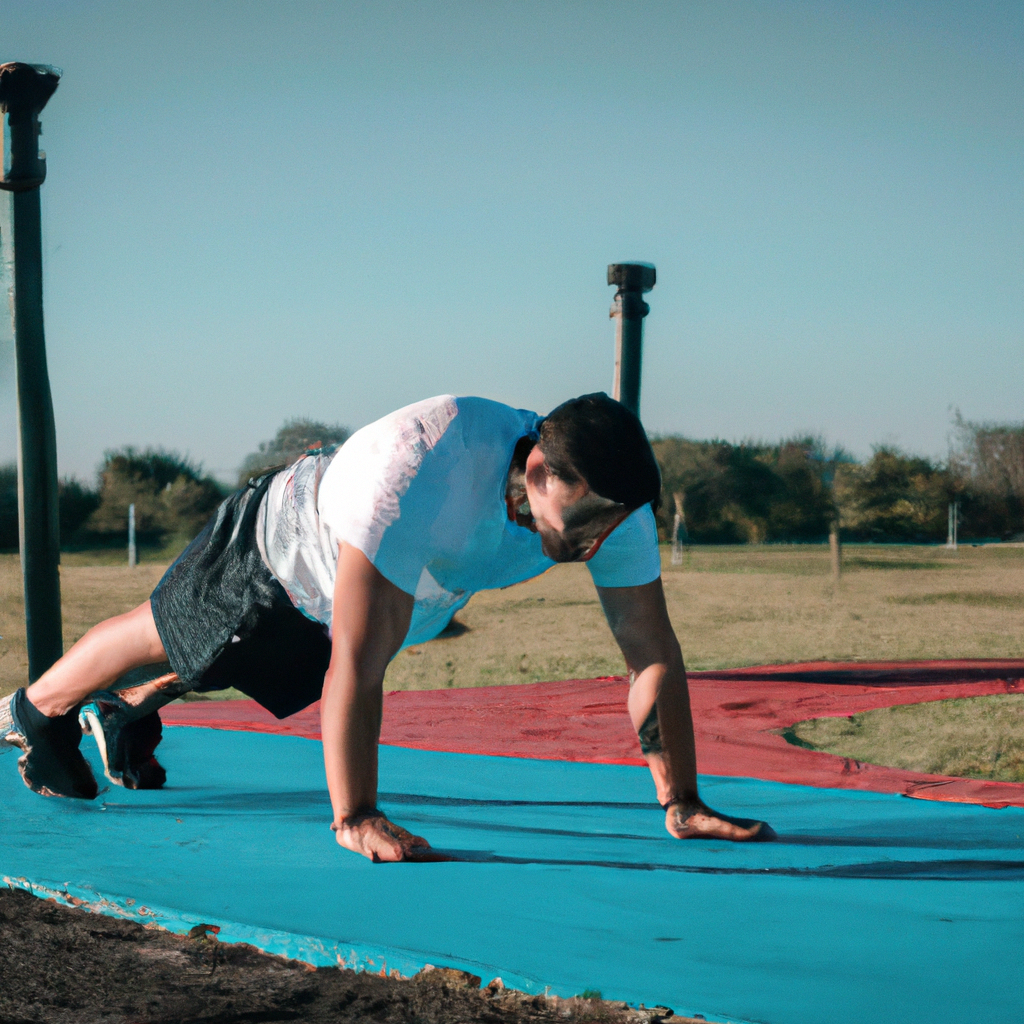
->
[[321, 542, 425, 862]]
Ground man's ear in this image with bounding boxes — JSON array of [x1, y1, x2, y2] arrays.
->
[[525, 446, 549, 491]]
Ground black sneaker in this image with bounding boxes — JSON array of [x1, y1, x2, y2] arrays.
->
[[6, 688, 98, 799], [79, 692, 166, 790]]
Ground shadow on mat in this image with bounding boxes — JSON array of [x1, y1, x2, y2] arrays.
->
[[409, 848, 1024, 880], [380, 793, 655, 809]]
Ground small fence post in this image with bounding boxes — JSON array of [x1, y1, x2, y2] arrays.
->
[[608, 263, 655, 420], [128, 503, 137, 568], [671, 491, 687, 566], [0, 62, 63, 681], [829, 524, 842, 584]]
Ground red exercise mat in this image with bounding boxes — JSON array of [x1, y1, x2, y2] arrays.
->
[[162, 659, 1024, 807]]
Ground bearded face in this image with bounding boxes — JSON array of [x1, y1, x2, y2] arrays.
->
[[537, 491, 629, 563]]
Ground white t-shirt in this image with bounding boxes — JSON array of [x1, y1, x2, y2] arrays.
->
[[256, 396, 661, 648]]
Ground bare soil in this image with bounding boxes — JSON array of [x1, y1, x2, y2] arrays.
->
[[0, 888, 690, 1024]]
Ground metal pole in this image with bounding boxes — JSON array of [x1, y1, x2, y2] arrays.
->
[[0, 63, 63, 681], [608, 262, 655, 419], [128, 503, 137, 568]]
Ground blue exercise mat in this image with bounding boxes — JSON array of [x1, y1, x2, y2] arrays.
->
[[2, 726, 1023, 1024]]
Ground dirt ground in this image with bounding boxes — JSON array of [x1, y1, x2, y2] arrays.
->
[[0, 887, 691, 1024]]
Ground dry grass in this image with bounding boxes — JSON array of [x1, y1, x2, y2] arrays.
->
[[791, 694, 1024, 782], [1, 543, 1022, 778], [2, 543, 1023, 698], [0, 557, 165, 697], [385, 541, 1024, 689]]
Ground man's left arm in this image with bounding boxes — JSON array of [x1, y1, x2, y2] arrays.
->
[[596, 579, 768, 841]]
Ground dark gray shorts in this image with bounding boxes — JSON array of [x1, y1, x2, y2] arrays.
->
[[150, 475, 331, 719]]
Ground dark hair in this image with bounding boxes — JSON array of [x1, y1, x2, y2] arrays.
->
[[537, 393, 661, 511]]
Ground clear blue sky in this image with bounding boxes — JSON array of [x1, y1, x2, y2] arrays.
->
[[1, 0, 1021, 483]]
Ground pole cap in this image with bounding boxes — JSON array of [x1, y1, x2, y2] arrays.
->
[[607, 262, 656, 293], [0, 63, 61, 192], [0, 63, 61, 117]]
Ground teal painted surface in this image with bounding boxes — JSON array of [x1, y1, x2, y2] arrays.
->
[[2, 727, 1023, 1024]]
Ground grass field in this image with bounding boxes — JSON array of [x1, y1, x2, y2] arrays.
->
[[1, 543, 1021, 778]]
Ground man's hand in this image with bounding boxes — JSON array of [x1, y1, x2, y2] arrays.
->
[[664, 800, 774, 842], [333, 809, 431, 862]]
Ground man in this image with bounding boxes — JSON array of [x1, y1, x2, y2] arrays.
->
[[2, 394, 767, 858]]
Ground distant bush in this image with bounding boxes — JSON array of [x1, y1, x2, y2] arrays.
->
[[0, 464, 17, 550], [834, 447, 954, 543], [950, 413, 1024, 540], [0, 465, 102, 551], [651, 435, 842, 543], [59, 477, 101, 540], [87, 448, 225, 542], [237, 418, 350, 487]]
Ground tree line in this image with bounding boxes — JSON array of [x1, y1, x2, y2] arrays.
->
[[0, 419, 349, 552], [652, 415, 1024, 544], [0, 414, 1019, 552]]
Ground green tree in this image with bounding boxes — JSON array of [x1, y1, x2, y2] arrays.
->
[[950, 413, 1024, 540], [58, 477, 101, 541], [0, 464, 17, 550], [237, 418, 349, 487], [650, 435, 840, 543], [0, 464, 100, 550], [834, 447, 953, 542]]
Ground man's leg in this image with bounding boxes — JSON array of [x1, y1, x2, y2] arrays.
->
[[0, 601, 173, 798], [25, 600, 168, 716]]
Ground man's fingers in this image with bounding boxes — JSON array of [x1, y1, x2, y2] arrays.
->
[[404, 846, 455, 863], [334, 814, 431, 862], [665, 804, 774, 843], [381, 819, 431, 850], [367, 833, 405, 863], [378, 819, 432, 857]]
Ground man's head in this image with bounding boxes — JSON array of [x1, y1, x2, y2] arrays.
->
[[525, 393, 661, 563]]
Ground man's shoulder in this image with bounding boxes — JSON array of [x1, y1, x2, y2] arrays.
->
[[319, 395, 539, 511], [448, 396, 542, 441], [337, 395, 538, 448], [344, 396, 541, 456]]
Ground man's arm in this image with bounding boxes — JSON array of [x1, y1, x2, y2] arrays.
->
[[596, 579, 768, 841], [322, 542, 427, 861]]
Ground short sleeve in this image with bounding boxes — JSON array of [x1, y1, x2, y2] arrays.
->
[[585, 504, 661, 588], [317, 396, 459, 595]]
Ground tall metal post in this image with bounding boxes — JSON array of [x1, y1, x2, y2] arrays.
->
[[0, 63, 63, 681], [608, 262, 655, 419]]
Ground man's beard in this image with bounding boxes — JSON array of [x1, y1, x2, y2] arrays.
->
[[544, 493, 628, 562], [540, 529, 592, 563]]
